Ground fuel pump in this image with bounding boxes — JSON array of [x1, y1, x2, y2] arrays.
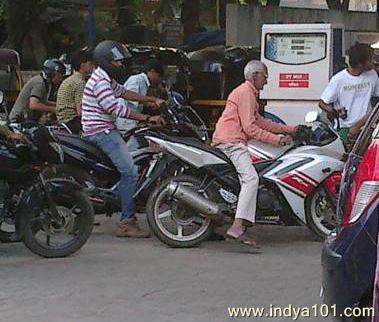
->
[[261, 23, 344, 125]]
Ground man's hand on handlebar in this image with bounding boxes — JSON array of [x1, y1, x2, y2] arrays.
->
[[7, 132, 31, 145], [292, 125, 312, 143], [146, 101, 160, 109], [279, 135, 293, 146], [152, 98, 165, 109], [147, 115, 166, 126], [292, 125, 303, 135]]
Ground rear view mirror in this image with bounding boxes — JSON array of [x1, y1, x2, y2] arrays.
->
[[0, 91, 3, 105], [305, 111, 319, 123]]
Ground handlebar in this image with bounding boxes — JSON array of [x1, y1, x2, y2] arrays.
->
[[292, 125, 314, 147], [121, 122, 165, 140]]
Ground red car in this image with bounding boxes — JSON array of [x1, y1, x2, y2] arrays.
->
[[322, 105, 379, 321]]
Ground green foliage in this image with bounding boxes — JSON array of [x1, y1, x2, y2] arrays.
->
[[0, 0, 6, 22]]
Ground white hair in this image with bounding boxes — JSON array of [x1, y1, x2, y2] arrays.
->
[[244, 60, 267, 80]]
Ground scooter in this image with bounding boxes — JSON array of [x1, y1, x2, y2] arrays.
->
[[142, 111, 345, 248]]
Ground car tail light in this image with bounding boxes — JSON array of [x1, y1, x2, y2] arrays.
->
[[342, 140, 379, 226]]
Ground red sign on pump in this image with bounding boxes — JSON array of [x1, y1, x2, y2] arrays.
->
[[279, 73, 309, 88]]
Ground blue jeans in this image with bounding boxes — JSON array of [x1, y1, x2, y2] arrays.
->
[[126, 135, 140, 153], [86, 130, 138, 220]]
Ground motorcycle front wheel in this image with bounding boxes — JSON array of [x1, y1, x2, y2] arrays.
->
[[20, 189, 94, 258], [146, 175, 215, 248], [305, 186, 337, 239]]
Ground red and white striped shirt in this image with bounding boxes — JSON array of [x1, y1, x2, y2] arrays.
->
[[81, 67, 130, 136]]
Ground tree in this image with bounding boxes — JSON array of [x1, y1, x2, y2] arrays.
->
[[266, 0, 280, 5], [1, 0, 86, 68], [0, 0, 6, 44], [2, 0, 52, 66], [181, 0, 201, 41]]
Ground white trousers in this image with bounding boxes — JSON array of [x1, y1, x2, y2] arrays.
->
[[217, 143, 259, 223]]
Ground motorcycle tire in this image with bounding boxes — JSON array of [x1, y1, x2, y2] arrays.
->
[[305, 186, 336, 239], [21, 189, 94, 258], [146, 175, 215, 248]]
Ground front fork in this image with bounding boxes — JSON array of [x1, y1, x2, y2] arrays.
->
[[38, 173, 64, 225]]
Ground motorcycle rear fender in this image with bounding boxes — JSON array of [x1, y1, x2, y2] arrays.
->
[[145, 136, 227, 168]]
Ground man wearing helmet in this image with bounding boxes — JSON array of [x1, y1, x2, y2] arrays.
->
[[9, 58, 65, 122], [82, 40, 165, 238]]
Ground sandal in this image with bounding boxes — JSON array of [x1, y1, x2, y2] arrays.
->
[[225, 231, 261, 249]]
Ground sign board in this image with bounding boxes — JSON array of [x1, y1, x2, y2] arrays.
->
[[279, 73, 309, 88]]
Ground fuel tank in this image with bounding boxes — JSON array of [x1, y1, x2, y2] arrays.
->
[[247, 139, 291, 162]]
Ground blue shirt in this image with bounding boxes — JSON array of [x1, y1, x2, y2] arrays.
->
[[116, 73, 150, 131]]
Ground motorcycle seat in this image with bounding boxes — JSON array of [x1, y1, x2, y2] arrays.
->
[[165, 136, 231, 163], [54, 133, 114, 166], [157, 136, 279, 172]]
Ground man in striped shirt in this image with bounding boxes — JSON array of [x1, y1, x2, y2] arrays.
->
[[82, 40, 164, 238]]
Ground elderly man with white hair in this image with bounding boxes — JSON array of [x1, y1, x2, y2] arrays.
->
[[212, 60, 296, 247]]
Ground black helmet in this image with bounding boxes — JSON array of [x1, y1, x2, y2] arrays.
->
[[93, 40, 132, 81], [41, 58, 66, 80]]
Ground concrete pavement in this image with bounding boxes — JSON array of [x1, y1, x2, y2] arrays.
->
[[0, 216, 323, 322]]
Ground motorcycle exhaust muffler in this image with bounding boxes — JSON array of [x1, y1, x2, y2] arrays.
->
[[166, 181, 220, 216]]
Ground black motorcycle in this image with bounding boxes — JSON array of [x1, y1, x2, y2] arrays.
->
[[0, 125, 94, 258], [43, 96, 208, 217]]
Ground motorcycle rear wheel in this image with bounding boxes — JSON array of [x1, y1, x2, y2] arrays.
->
[[146, 175, 215, 248]]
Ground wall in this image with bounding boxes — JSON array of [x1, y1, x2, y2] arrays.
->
[[226, 4, 378, 48]]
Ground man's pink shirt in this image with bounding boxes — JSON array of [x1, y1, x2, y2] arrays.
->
[[212, 81, 294, 146]]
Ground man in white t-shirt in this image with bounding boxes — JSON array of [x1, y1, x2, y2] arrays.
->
[[319, 43, 379, 143]]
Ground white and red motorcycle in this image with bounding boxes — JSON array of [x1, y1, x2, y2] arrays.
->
[[144, 111, 345, 247]]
